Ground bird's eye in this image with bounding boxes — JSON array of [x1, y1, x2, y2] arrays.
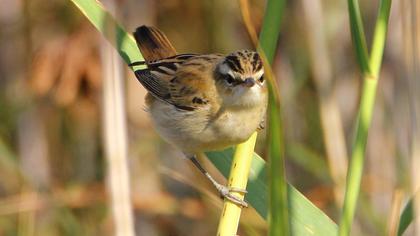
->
[[224, 75, 235, 85], [258, 76, 265, 83]]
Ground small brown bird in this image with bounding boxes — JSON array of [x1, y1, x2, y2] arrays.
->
[[131, 25, 267, 207]]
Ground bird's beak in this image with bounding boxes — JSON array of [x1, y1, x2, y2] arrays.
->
[[243, 78, 255, 87]]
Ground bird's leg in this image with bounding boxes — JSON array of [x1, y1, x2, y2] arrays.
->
[[188, 155, 248, 207]]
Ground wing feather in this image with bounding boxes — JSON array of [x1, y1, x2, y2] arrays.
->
[[134, 54, 222, 112], [134, 70, 170, 100], [134, 69, 197, 111]]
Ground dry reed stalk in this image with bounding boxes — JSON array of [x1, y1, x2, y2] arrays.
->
[[402, 0, 420, 234], [301, 0, 349, 206], [101, 1, 135, 235], [387, 190, 403, 236]]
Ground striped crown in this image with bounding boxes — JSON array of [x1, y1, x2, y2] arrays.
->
[[223, 50, 263, 75]]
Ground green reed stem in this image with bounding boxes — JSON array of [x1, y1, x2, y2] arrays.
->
[[258, 0, 288, 235], [338, 0, 392, 235]]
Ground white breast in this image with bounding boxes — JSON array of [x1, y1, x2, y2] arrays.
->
[[148, 99, 265, 155]]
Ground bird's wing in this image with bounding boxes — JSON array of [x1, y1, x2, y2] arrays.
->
[[134, 69, 197, 111], [144, 54, 198, 77], [134, 54, 221, 111], [133, 25, 221, 111]]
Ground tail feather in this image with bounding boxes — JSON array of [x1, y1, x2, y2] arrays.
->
[[133, 26, 177, 61]]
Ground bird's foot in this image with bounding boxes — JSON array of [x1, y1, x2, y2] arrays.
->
[[214, 183, 248, 208]]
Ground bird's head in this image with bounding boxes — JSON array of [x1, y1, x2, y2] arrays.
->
[[214, 50, 267, 108]]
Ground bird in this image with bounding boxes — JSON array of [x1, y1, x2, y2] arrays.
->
[[131, 25, 267, 207]]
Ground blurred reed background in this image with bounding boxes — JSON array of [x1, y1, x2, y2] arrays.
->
[[0, 0, 418, 235]]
